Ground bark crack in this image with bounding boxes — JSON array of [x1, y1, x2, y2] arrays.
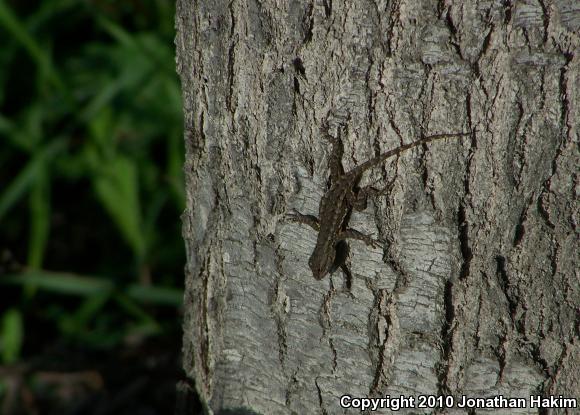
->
[[303, 2, 314, 43], [226, 34, 237, 112], [558, 53, 573, 141], [443, 4, 463, 60], [322, 0, 332, 18], [496, 255, 518, 320], [199, 254, 212, 389], [458, 95, 475, 281], [272, 279, 288, 370], [457, 205, 472, 280], [370, 289, 397, 395], [315, 377, 327, 414], [437, 279, 456, 396], [536, 0, 550, 45], [513, 200, 530, 246]]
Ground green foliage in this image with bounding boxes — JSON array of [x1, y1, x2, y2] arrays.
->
[[0, 0, 184, 352], [0, 309, 23, 363]]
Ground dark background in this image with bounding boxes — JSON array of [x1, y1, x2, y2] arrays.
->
[[0, 1, 187, 413]]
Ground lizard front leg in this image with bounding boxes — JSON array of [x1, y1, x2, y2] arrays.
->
[[286, 211, 320, 231], [338, 228, 381, 248]]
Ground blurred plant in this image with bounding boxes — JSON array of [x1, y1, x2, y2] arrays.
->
[[0, 0, 184, 352], [0, 309, 23, 363]]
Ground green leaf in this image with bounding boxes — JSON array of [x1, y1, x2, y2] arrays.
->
[[59, 293, 110, 336], [0, 138, 64, 221], [28, 172, 50, 268], [0, 156, 40, 221], [0, 309, 23, 364], [0, 271, 182, 306], [126, 284, 183, 306], [79, 77, 126, 123], [0, 0, 65, 92], [87, 107, 114, 155], [0, 114, 18, 146], [112, 292, 159, 329], [1, 271, 113, 296], [0, 0, 46, 68], [96, 15, 136, 49], [93, 155, 145, 258]]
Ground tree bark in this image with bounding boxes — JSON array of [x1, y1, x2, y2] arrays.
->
[[176, 1, 578, 414]]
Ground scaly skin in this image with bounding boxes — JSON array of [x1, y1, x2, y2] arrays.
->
[[290, 127, 470, 281]]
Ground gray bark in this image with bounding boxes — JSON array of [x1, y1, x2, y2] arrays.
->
[[176, 1, 579, 414]]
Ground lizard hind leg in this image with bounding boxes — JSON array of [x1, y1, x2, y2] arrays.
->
[[340, 263, 353, 290], [328, 239, 349, 275], [328, 240, 353, 290]]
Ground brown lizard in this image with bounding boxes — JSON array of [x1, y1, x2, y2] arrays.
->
[[289, 124, 470, 284]]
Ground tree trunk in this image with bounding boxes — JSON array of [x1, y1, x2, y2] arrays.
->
[[176, 1, 578, 414]]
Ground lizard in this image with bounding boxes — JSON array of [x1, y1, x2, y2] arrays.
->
[[288, 123, 470, 284]]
